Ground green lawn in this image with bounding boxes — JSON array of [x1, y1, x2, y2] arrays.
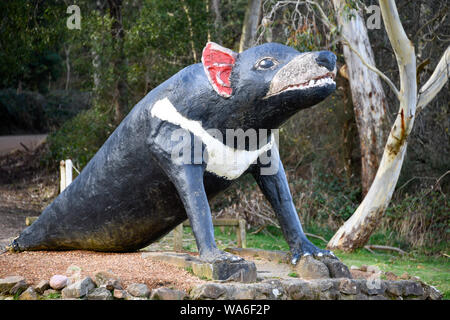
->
[[180, 225, 450, 299]]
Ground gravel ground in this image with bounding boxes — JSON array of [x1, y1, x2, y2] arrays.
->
[[0, 147, 205, 292], [0, 250, 205, 292]]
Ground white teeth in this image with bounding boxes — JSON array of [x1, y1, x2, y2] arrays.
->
[[283, 76, 334, 93]]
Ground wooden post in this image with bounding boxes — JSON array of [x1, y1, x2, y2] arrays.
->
[[173, 223, 183, 251], [239, 219, 247, 248], [65, 159, 73, 188], [60, 159, 73, 193], [60, 160, 66, 192]]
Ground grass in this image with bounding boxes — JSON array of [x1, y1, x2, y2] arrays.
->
[[178, 225, 449, 299]]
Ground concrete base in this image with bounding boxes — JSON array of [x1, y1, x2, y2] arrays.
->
[[141, 252, 257, 283]]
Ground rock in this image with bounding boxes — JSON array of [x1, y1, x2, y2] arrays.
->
[[384, 271, 398, 281], [113, 289, 128, 300], [150, 287, 186, 300], [229, 285, 256, 300], [50, 275, 69, 290], [34, 280, 50, 294], [385, 281, 403, 296], [366, 265, 381, 274], [308, 279, 340, 300], [94, 271, 123, 290], [62, 277, 96, 299], [428, 286, 443, 300], [283, 279, 314, 300], [368, 294, 389, 300], [350, 265, 359, 270], [0, 276, 26, 294], [87, 287, 113, 300], [66, 265, 82, 283], [142, 251, 257, 282], [294, 255, 330, 280], [400, 272, 410, 280], [361, 278, 386, 295], [18, 287, 38, 300], [322, 258, 352, 278], [339, 279, 359, 295], [403, 281, 424, 297], [43, 289, 58, 296], [10, 280, 28, 296], [190, 283, 227, 300], [126, 283, 150, 298]]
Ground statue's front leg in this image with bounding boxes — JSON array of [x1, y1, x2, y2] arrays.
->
[[252, 146, 336, 264]]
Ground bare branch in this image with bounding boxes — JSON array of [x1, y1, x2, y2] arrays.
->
[[417, 46, 450, 113]]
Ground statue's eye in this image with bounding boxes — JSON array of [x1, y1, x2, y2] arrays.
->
[[255, 57, 278, 70]]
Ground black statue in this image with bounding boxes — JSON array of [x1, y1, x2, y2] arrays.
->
[[11, 42, 337, 264]]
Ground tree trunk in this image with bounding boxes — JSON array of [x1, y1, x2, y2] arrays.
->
[[328, 0, 449, 251], [332, 0, 389, 196], [239, 0, 262, 52], [210, 0, 223, 44], [107, 0, 128, 124]]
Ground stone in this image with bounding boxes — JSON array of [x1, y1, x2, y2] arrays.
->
[[0, 276, 26, 294], [229, 285, 256, 300], [322, 258, 352, 278], [283, 279, 314, 300], [66, 265, 82, 282], [400, 272, 410, 280], [113, 289, 128, 300], [294, 255, 330, 280], [350, 265, 359, 270], [43, 289, 58, 295], [385, 281, 403, 296], [126, 283, 150, 298], [142, 251, 257, 282], [150, 287, 186, 300], [61, 277, 96, 299], [403, 281, 424, 297], [190, 283, 227, 300], [34, 280, 50, 294], [428, 286, 443, 300], [366, 265, 381, 274], [384, 271, 399, 281], [18, 287, 38, 300], [368, 294, 389, 300], [50, 275, 69, 290], [94, 271, 123, 290], [87, 287, 113, 300], [360, 278, 386, 296], [339, 278, 359, 295], [10, 280, 28, 296]]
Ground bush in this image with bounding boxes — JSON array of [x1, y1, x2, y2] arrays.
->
[[44, 103, 114, 170]]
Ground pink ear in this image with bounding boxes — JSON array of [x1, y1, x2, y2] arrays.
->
[[202, 42, 238, 98]]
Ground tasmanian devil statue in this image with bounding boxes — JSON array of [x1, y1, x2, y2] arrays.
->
[[11, 42, 337, 265]]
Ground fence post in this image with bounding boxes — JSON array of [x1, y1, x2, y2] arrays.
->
[[239, 219, 247, 248], [60, 160, 66, 192], [173, 223, 183, 251]]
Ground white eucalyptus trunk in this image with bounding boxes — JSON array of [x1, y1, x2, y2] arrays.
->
[[332, 0, 389, 196], [328, 0, 446, 251]]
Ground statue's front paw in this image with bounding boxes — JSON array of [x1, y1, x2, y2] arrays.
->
[[200, 249, 244, 264], [291, 241, 337, 265]]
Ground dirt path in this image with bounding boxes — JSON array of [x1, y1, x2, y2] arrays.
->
[[0, 134, 47, 156]]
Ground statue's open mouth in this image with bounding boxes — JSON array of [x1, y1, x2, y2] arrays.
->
[[264, 72, 335, 98], [277, 72, 335, 93]]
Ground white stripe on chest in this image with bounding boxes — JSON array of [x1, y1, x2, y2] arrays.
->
[[151, 97, 273, 180]]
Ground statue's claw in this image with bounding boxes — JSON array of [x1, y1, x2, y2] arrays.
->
[[200, 249, 244, 264], [291, 241, 339, 265]]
